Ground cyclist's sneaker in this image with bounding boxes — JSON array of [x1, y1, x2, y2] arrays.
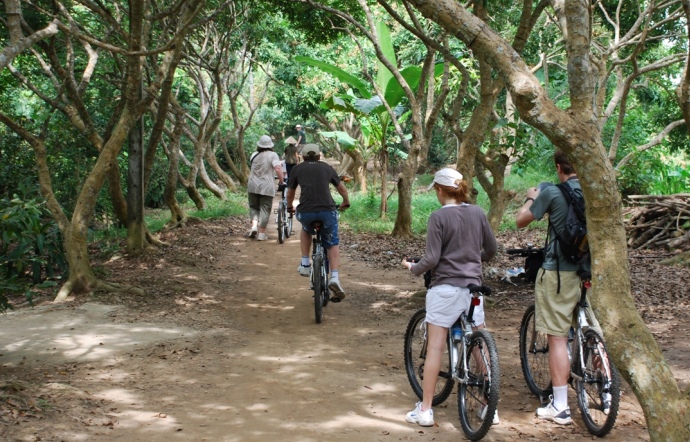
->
[[257, 233, 268, 241], [536, 398, 572, 425], [405, 402, 434, 427], [478, 405, 500, 425], [248, 227, 257, 239], [298, 264, 311, 277], [328, 278, 346, 301]]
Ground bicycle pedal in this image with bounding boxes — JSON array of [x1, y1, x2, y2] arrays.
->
[[329, 296, 342, 303]]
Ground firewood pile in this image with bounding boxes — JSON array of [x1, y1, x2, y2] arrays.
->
[[624, 194, 690, 250]]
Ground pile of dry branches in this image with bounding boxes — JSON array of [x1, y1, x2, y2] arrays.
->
[[624, 194, 690, 250]]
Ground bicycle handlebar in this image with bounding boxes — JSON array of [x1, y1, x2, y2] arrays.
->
[[506, 246, 544, 257]]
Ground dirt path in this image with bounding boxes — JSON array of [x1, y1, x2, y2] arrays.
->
[[1, 193, 680, 441]]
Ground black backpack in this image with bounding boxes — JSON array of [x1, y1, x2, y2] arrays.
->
[[553, 182, 589, 265]]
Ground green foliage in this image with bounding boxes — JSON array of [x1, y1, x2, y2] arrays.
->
[[619, 148, 690, 195], [0, 196, 67, 310]]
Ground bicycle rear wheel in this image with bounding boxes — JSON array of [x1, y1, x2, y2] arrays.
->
[[458, 329, 500, 441], [277, 202, 286, 244], [403, 308, 454, 406], [573, 329, 620, 436], [313, 254, 324, 324], [519, 304, 552, 402]]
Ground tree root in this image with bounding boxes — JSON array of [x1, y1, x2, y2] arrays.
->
[[53, 276, 145, 303], [164, 215, 204, 230], [146, 231, 168, 247]]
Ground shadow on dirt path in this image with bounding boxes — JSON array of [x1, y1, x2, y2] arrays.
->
[[1, 192, 679, 441]]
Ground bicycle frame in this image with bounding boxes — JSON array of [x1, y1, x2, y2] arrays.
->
[[451, 295, 483, 383], [569, 277, 613, 386]]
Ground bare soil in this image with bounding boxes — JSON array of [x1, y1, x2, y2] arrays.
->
[[1, 195, 689, 442]]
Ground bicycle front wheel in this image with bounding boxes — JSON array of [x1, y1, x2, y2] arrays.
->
[[286, 214, 293, 238], [312, 254, 324, 324], [403, 308, 454, 406], [458, 329, 500, 441], [519, 304, 552, 402], [277, 202, 286, 244], [573, 329, 620, 436]]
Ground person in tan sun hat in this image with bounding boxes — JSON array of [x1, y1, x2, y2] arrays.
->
[[283, 135, 299, 179], [247, 135, 284, 241]]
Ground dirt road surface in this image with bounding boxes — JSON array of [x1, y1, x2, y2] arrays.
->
[[2, 194, 688, 441]]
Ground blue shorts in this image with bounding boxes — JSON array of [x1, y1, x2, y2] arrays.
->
[[296, 210, 340, 248]]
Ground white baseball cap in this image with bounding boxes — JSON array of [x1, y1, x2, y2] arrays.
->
[[301, 144, 320, 158], [427, 168, 463, 190]]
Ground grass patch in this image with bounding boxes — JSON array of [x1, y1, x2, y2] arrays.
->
[[88, 189, 248, 244], [342, 168, 556, 236]]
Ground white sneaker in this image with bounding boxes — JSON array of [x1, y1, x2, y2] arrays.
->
[[327, 278, 346, 300], [298, 264, 311, 277], [405, 402, 434, 427], [536, 396, 572, 425], [479, 405, 500, 424], [257, 233, 268, 241]]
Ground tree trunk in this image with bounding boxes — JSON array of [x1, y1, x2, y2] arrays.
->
[[163, 113, 191, 228], [379, 148, 388, 218], [405, 0, 690, 439], [206, 139, 237, 192], [343, 150, 367, 193], [126, 108, 146, 251]]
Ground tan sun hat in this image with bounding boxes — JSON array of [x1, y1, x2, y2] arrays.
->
[[256, 135, 274, 149], [284, 136, 298, 145]]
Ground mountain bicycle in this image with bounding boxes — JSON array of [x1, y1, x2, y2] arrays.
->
[[511, 256, 621, 437], [309, 219, 330, 324], [404, 284, 500, 441], [275, 184, 293, 244]]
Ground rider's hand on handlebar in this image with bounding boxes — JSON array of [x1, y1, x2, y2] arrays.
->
[[287, 205, 295, 213], [338, 202, 350, 211], [278, 183, 287, 191]]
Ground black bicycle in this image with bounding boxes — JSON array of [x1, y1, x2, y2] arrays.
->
[[404, 284, 500, 441], [275, 184, 293, 244], [309, 220, 330, 324]]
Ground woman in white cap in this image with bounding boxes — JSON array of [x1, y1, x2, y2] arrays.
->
[[401, 168, 497, 427], [247, 135, 284, 240]]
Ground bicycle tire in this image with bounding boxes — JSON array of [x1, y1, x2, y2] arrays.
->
[[286, 214, 293, 238], [277, 202, 286, 244], [403, 308, 454, 405], [519, 304, 552, 402], [573, 329, 620, 436], [313, 254, 324, 323], [458, 329, 500, 441], [321, 256, 329, 307]]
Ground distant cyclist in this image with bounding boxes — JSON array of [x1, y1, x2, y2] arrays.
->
[[287, 144, 350, 300]]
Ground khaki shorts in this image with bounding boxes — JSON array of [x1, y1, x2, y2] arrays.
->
[[425, 284, 485, 328], [534, 269, 601, 337]]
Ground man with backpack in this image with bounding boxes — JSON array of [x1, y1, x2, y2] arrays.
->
[[516, 150, 601, 425]]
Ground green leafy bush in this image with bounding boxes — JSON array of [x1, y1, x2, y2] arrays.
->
[[0, 196, 67, 309]]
